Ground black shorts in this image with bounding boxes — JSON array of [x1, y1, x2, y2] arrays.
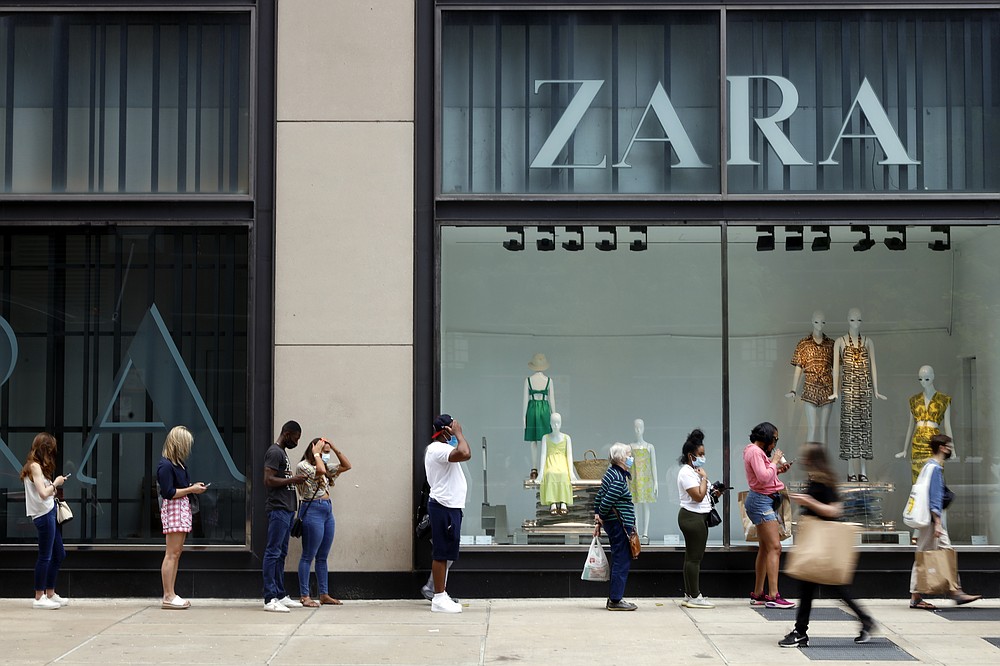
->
[[427, 499, 463, 561]]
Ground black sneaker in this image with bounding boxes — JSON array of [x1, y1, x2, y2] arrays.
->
[[855, 619, 876, 644], [778, 630, 808, 648], [606, 599, 638, 611]]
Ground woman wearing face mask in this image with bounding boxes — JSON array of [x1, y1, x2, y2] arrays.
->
[[676, 429, 719, 609], [296, 437, 352, 607], [593, 442, 638, 611]]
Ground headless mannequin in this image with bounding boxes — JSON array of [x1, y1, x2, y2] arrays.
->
[[896, 365, 955, 460], [785, 310, 834, 445], [536, 413, 580, 514], [829, 308, 887, 480], [629, 419, 658, 540], [523, 367, 556, 479]]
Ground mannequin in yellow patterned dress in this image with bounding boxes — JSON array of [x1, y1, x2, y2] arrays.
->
[[538, 413, 579, 515], [629, 419, 658, 542], [896, 366, 953, 483]]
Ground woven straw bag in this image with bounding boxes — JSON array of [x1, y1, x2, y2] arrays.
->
[[574, 450, 609, 480]]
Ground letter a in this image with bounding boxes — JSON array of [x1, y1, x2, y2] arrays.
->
[[820, 78, 919, 165], [614, 82, 708, 168]]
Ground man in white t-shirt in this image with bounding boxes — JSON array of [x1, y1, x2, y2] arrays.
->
[[424, 413, 471, 613]]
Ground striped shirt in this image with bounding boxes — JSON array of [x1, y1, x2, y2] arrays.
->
[[594, 464, 635, 527]]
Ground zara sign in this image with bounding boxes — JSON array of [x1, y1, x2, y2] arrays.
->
[[530, 76, 919, 170]]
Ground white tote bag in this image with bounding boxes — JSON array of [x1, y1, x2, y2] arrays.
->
[[581, 536, 610, 582], [903, 462, 935, 528]]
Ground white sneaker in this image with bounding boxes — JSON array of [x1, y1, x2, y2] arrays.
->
[[264, 598, 290, 613], [47, 593, 69, 607], [683, 594, 715, 609], [430, 593, 462, 613], [33, 596, 61, 610], [278, 595, 303, 608]]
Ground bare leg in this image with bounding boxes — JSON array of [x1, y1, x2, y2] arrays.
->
[[757, 520, 783, 597], [530, 441, 539, 477], [432, 560, 448, 594], [161, 532, 187, 601]]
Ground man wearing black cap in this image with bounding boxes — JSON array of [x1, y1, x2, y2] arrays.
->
[[424, 414, 471, 613]]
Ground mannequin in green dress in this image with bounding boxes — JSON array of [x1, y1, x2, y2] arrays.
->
[[523, 353, 556, 480]]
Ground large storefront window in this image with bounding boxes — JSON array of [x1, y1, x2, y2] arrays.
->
[[440, 225, 723, 544], [0, 12, 251, 194], [441, 11, 721, 195], [728, 224, 1000, 546], [0, 227, 249, 545]]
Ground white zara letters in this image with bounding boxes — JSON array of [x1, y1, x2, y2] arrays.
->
[[530, 76, 918, 170]]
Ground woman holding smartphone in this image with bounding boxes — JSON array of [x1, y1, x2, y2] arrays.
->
[[20, 432, 69, 609], [296, 437, 352, 606], [157, 425, 208, 609]]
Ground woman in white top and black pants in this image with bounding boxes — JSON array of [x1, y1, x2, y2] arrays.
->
[[19, 432, 69, 609], [676, 429, 719, 609]]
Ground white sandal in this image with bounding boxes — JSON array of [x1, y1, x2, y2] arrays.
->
[[162, 595, 190, 609]]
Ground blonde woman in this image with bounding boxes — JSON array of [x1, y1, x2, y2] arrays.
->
[[20, 432, 69, 609], [157, 426, 207, 609]]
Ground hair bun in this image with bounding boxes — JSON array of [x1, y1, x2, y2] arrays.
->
[[687, 429, 704, 445]]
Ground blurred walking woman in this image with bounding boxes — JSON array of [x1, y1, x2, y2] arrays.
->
[[157, 426, 207, 609], [296, 437, 352, 607], [593, 442, 638, 611], [743, 422, 795, 608], [20, 432, 69, 609], [677, 429, 717, 609]]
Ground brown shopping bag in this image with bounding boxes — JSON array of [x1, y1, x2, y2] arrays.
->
[[785, 516, 860, 586], [739, 490, 792, 542], [915, 549, 959, 595]]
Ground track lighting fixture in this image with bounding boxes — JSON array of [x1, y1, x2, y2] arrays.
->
[[595, 226, 617, 251], [811, 226, 831, 251], [756, 226, 775, 252], [502, 226, 524, 251], [561, 226, 584, 251], [852, 225, 875, 252], [884, 225, 907, 251], [630, 226, 648, 251], [928, 225, 951, 251], [536, 226, 556, 251], [785, 225, 803, 251]]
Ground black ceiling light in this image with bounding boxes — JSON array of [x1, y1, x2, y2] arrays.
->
[[852, 225, 876, 252], [502, 226, 524, 251], [756, 225, 775, 251], [561, 226, 584, 251], [536, 226, 556, 251], [929, 225, 952, 251], [785, 225, 804, 251], [595, 226, 618, 251], [884, 225, 907, 251], [811, 225, 831, 251], [630, 226, 648, 251]]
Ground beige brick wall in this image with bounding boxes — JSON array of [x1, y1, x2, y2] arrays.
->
[[274, 0, 415, 572]]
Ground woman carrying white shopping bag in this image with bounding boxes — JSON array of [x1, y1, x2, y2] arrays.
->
[[907, 434, 981, 610], [779, 444, 874, 648]]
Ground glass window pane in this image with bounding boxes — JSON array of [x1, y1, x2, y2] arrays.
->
[[440, 225, 723, 545], [727, 224, 1000, 545]]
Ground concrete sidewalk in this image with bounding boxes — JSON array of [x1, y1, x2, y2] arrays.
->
[[1, 596, 998, 665]]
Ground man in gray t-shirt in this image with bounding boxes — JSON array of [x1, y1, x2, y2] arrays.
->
[[262, 421, 306, 612]]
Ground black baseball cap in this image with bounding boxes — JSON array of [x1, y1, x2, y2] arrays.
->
[[432, 414, 454, 439]]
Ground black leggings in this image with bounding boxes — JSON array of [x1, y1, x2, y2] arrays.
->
[[795, 580, 871, 634], [678, 508, 708, 597]]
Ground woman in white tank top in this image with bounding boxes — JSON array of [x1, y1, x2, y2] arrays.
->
[[19, 432, 69, 609]]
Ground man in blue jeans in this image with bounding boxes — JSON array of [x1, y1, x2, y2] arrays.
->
[[262, 420, 307, 612]]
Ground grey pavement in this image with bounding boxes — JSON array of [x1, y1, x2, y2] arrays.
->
[[1, 596, 999, 665]]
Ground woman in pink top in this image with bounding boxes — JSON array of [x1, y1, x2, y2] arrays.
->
[[743, 422, 795, 608]]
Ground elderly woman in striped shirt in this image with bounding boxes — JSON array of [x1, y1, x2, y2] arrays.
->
[[593, 442, 638, 611]]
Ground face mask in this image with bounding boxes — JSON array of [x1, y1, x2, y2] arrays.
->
[[625, 456, 634, 468], [447, 435, 459, 448], [943, 449, 952, 460], [321, 453, 332, 464], [692, 456, 706, 468]]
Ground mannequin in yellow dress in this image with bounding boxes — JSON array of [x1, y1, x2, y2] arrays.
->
[[537, 413, 580, 515], [895, 365, 953, 483]]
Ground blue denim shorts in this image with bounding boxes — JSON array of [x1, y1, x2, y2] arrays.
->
[[745, 490, 781, 526]]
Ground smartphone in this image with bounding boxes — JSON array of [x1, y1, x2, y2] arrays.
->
[[204, 482, 212, 487], [64, 473, 72, 479]]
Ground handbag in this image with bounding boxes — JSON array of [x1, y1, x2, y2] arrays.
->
[[915, 548, 959, 595], [738, 490, 792, 541], [903, 462, 935, 528], [705, 492, 722, 527], [613, 508, 641, 559], [574, 450, 609, 480], [56, 499, 74, 525], [581, 535, 610, 582], [785, 515, 860, 585], [290, 483, 323, 539]]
